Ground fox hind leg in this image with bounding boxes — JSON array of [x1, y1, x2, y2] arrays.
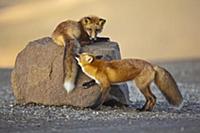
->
[[136, 85, 156, 111], [135, 67, 156, 111]]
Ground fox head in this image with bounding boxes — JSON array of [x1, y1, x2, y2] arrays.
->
[[75, 53, 95, 66], [80, 16, 106, 41]]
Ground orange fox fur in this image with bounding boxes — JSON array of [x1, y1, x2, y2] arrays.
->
[[76, 53, 183, 111], [51, 16, 106, 93]]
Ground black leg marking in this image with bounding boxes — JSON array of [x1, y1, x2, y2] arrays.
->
[[89, 93, 102, 110], [94, 37, 110, 42], [95, 55, 103, 59], [82, 80, 96, 89]]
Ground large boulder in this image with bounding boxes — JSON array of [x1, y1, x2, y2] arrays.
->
[[11, 37, 131, 108]]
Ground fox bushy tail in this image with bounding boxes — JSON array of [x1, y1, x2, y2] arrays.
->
[[63, 40, 80, 93], [153, 66, 183, 107]]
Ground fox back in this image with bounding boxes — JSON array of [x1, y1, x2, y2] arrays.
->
[[76, 53, 152, 83]]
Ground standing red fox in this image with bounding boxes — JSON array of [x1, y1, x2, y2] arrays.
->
[[75, 53, 183, 111], [52, 16, 106, 93]]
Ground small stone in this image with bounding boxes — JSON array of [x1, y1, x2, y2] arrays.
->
[[180, 127, 185, 132], [9, 104, 14, 108]]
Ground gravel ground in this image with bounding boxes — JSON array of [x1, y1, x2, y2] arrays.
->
[[0, 60, 200, 133]]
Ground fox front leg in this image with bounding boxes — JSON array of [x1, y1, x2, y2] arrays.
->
[[90, 87, 111, 110], [90, 78, 111, 110], [89, 93, 103, 110]]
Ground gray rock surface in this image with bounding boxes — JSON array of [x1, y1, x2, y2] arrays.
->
[[11, 37, 129, 107]]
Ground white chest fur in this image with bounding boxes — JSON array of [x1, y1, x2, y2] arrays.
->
[[79, 64, 100, 85]]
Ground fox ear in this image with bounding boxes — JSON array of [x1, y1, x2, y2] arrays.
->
[[99, 18, 106, 26], [86, 55, 94, 63], [82, 17, 91, 25]]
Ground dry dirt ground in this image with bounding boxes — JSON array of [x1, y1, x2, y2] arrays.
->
[[0, 60, 200, 133]]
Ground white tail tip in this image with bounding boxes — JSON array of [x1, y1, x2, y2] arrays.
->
[[64, 81, 75, 93]]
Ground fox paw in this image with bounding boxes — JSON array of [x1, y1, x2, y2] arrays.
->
[[89, 102, 101, 110], [95, 55, 103, 59], [80, 40, 92, 46], [136, 107, 152, 112]]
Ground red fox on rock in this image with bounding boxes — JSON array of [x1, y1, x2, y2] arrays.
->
[[75, 53, 183, 111], [52, 16, 106, 93]]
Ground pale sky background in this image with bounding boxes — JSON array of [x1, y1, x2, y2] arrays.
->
[[0, 0, 200, 67]]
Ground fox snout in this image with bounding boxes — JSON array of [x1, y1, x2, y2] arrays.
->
[[89, 37, 97, 41], [88, 31, 97, 41]]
